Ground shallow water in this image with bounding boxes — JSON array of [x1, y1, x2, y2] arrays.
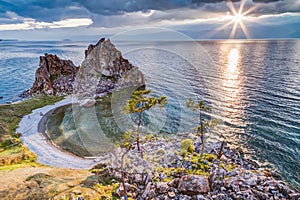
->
[[0, 39, 299, 189]]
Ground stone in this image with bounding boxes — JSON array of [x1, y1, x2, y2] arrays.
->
[[177, 175, 210, 195], [277, 183, 294, 195], [196, 194, 208, 200], [209, 168, 226, 191], [133, 174, 143, 184], [177, 195, 192, 200], [168, 191, 176, 198], [211, 193, 227, 200], [168, 178, 180, 188], [73, 190, 82, 195], [289, 193, 300, 200], [141, 182, 156, 199], [253, 189, 269, 200], [156, 182, 169, 194]]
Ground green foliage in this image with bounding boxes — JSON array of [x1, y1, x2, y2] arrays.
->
[[154, 153, 217, 181], [186, 97, 220, 156], [123, 89, 167, 157], [92, 183, 119, 199], [186, 97, 211, 135], [180, 139, 195, 156], [219, 163, 236, 172], [186, 97, 211, 112], [50, 74, 58, 82], [123, 89, 167, 114]]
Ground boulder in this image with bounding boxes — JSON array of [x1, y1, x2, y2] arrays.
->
[[156, 182, 169, 194], [177, 175, 210, 195]]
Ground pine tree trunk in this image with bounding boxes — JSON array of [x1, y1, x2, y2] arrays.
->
[[137, 111, 143, 158]]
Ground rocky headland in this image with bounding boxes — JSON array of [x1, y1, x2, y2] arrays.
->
[[20, 38, 145, 100]]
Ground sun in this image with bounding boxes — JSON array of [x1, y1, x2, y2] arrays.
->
[[233, 13, 244, 23], [211, 0, 256, 39]]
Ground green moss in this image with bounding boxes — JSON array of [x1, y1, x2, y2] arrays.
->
[[50, 74, 58, 82], [180, 139, 195, 156], [219, 163, 236, 172], [92, 183, 119, 199]]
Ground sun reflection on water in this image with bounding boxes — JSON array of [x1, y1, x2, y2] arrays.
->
[[218, 46, 247, 145], [228, 48, 239, 72], [223, 47, 241, 99]]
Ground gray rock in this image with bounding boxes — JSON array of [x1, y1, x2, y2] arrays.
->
[[168, 178, 180, 188], [209, 168, 226, 191], [289, 193, 300, 200], [141, 182, 156, 199], [156, 182, 169, 194], [196, 194, 208, 200], [253, 189, 269, 200], [177, 175, 210, 195], [176, 194, 192, 200]]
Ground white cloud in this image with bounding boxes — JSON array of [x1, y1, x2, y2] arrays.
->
[[0, 17, 93, 31]]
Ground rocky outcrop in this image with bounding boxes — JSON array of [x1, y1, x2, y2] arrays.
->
[[91, 133, 300, 199], [25, 38, 145, 100], [29, 54, 78, 96], [73, 38, 145, 101]]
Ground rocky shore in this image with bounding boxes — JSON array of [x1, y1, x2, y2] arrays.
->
[[87, 133, 300, 200]]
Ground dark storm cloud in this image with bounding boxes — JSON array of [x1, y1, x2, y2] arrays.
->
[[0, 0, 299, 25]]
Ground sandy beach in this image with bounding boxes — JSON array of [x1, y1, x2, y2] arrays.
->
[[16, 97, 96, 169]]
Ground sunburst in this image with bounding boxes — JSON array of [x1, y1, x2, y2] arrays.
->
[[212, 0, 256, 39]]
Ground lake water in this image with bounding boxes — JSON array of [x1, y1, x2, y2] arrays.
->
[[0, 39, 299, 189]]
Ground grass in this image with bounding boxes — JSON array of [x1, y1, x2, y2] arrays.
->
[[0, 162, 42, 171], [0, 95, 64, 168]]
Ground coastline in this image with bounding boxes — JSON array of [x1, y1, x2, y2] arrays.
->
[[17, 97, 96, 169], [11, 96, 300, 199]]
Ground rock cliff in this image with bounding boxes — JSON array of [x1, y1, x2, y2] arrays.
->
[[29, 54, 78, 96], [26, 38, 145, 100], [73, 38, 145, 101]]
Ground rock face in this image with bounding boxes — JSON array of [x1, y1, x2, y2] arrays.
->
[[30, 54, 78, 96], [73, 38, 145, 101], [27, 38, 145, 99]]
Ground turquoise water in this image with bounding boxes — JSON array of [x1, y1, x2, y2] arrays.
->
[[0, 39, 299, 189]]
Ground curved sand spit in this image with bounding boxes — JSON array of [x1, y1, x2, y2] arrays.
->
[[17, 98, 97, 169]]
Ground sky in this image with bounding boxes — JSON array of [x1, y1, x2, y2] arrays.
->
[[0, 0, 299, 41]]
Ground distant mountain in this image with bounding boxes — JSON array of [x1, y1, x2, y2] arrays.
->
[[0, 39, 18, 42]]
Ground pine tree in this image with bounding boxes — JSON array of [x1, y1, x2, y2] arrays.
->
[[186, 97, 219, 156], [123, 89, 167, 157]]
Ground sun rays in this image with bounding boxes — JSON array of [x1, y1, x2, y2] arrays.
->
[[212, 0, 256, 39]]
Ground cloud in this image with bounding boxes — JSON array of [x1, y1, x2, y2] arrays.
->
[[0, 12, 93, 31], [1, 0, 299, 22], [0, 0, 299, 35]]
